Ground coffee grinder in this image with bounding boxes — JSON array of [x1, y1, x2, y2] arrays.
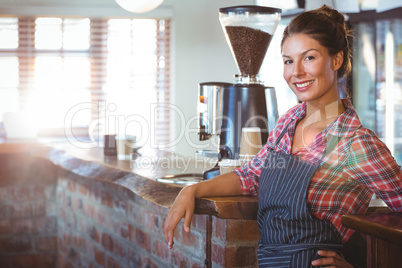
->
[[198, 6, 281, 164]]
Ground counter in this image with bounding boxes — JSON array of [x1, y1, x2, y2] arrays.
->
[[0, 141, 260, 268]]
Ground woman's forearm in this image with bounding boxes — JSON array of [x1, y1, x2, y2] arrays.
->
[[190, 171, 243, 198]]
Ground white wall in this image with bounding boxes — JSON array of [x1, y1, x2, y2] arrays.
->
[[0, 0, 253, 157], [162, 0, 254, 157]]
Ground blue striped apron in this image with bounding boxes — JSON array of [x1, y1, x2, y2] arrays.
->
[[257, 123, 343, 267]]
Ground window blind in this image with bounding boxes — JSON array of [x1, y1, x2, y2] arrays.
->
[[0, 16, 172, 148]]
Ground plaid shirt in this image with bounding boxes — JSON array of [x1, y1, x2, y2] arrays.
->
[[234, 99, 402, 243]]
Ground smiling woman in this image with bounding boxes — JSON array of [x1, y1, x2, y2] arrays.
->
[[0, 16, 172, 146]]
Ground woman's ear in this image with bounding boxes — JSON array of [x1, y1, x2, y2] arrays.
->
[[332, 50, 344, 71]]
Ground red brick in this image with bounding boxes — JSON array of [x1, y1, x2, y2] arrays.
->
[[0, 187, 12, 201], [83, 203, 94, 218], [63, 232, 72, 246], [13, 219, 33, 234], [58, 239, 68, 256], [182, 228, 201, 252], [64, 195, 71, 207], [89, 187, 100, 202], [135, 228, 150, 252], [225, 245, 258, 267], [12, 254, 56, 268], [113, 198, 127, 215], [14, 187, 31, 201], [57, 190, 63, 202], [191, 260, 205, 268], [84, 238, 95, 259], [57, 254, 74, 268], [139, 256, 159, 268], [94, 207, 107, 227], [29, 185, 47, 199], [226, 220, 260, 241], [35, 236, 57, 251], [88, 225, 100, 243], [173, 224, 181, 246], [211, 243, 225, 266], [72, 196, 82, 211], [213, 217, 226, 241], [145, 211, 160, 233], [100, 190, 113, 208], [31, 200, 47, 216], [58, 205, 65, 219], [128, 248, 141, 267], [74, 235, 84, 249], [32, 216, 57, 234], [67, 180, 76, 192], [191, 214, 208, 233], [120, 223, 132, 240], [43, 185, 56, 199], [106, 255, 120, 268], [132, 205, 145, 225], [113, 240, 127, 261], [153, 239, 170, 261], [101, 232, 114, 252], [66, 247, 80, 266], [211, 243, 258, 267], [78, 183, 88, 196], [94, 247, 105, 266], [171, 250, 191, 268], [0, 237, 32, 252], [9, 202, 31, 218]]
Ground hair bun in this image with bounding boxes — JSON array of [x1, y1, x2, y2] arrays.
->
[[317, 5, 346, 26]]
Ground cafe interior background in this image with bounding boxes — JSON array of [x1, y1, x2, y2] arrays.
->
[[0, 0, 401, 165]]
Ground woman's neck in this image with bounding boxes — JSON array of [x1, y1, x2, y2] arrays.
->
[[304, 99, 345, 130]]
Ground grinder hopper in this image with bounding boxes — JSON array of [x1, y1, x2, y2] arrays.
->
[[219, 6, 281, 84]]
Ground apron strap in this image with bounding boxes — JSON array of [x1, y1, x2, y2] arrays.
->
[[258, 242, 343, 254], [273, 120, 292, 148]]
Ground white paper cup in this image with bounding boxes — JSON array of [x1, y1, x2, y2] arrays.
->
[[115, 135, 136, 160], [239, 127, 262, 156]]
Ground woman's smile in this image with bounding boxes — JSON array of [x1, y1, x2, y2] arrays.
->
[[294, 80, 315, 91]]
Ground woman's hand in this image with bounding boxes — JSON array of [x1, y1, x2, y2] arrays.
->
[[163, 185, 196, 249], [163, 172, 243, 249], [312, 250, 353, 267]]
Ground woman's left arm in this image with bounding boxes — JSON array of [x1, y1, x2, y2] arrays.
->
[[346, 131, 402, 211]]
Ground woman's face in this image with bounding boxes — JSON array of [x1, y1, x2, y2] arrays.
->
[[282, 34, 342, 105]]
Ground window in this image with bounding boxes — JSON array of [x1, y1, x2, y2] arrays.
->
[[0, 16, 172, 148]]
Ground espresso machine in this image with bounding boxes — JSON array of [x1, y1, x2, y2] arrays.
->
[[198, 6, 281, 162]]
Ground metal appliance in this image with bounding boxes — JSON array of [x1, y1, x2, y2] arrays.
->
[[198, 6, 281, 161]]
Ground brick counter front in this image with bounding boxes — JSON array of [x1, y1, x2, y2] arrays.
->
[[0, 143, 260, 268]]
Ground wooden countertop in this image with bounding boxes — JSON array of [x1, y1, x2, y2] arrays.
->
[[0, 141, 258, 220], [342, 212, 402, 246]]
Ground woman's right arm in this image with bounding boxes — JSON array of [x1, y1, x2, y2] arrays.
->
[[163, 171, 242, 249]]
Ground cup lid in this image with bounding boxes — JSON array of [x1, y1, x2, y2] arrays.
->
[[242, 127, 261, 132]]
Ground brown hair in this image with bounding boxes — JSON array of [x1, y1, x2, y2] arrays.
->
[[281, 5, 352, 82]]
